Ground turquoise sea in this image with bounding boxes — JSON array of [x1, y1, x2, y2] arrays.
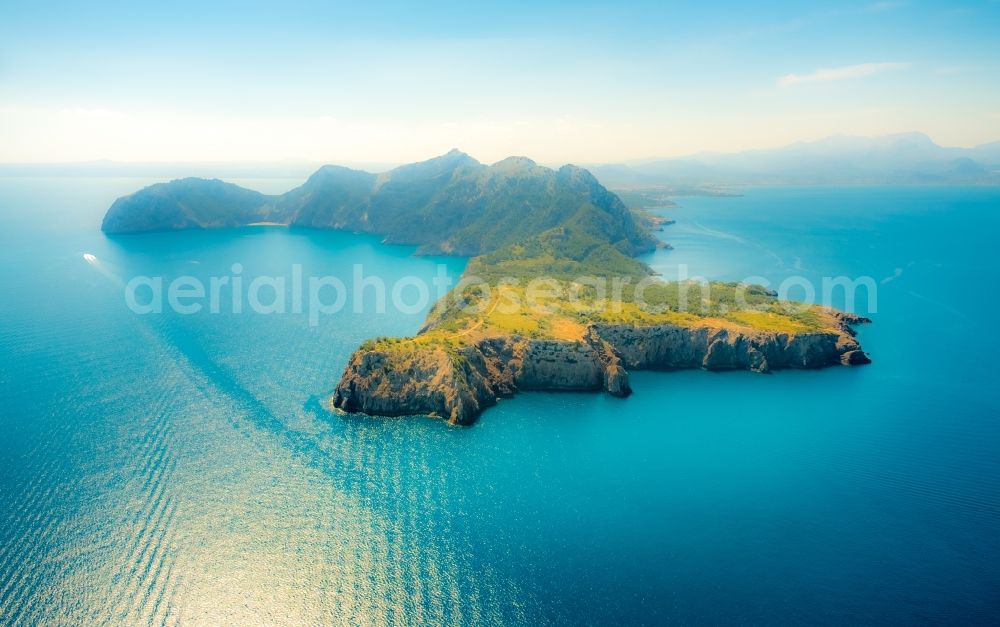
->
[[1, 179, 998, 625]]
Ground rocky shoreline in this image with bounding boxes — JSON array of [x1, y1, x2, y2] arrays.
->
[[332, 311, 871, 425]]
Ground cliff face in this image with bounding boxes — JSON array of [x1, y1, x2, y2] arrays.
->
[[332, 343, 500, 425], [595, 323, 854, 372], [332, 313, 871, 425], [332, 335, 630, 425]]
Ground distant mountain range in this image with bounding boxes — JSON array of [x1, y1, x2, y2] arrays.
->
[[587, 132, 1000, 188], [8, 132, 998, 188]]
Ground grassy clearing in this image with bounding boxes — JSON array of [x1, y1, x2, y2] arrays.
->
[[397, 279, 835, 346]]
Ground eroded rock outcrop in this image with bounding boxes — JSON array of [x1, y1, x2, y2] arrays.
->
[[332, 313, 871, 425]]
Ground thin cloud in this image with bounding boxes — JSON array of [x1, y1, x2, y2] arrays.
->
[[779, 61, 910, 87]]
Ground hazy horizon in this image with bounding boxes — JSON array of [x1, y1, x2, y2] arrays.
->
[[0, 130, 997, 169], [2, 1, 999, 164]]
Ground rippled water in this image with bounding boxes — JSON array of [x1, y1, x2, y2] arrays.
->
[[1, 179, 998, 624]]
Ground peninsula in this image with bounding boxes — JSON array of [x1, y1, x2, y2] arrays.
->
[[103, 150, 870, 424]]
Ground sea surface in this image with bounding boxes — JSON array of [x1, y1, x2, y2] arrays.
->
[[0, 179, 998, 625]]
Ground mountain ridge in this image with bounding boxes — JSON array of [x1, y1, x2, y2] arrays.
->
[[587, 132, 1000, 187], [102, 152, 659, 260]]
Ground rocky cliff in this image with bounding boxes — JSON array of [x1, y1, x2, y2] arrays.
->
[[332, 311, 871, 425]]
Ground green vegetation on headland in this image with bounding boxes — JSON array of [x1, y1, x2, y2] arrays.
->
[[103, 150, 871, 425]]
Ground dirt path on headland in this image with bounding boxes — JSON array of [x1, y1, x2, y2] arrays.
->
[[450, 294, 503, 339]]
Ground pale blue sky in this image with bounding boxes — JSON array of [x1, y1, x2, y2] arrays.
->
[[1, 0, 998, 163]]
